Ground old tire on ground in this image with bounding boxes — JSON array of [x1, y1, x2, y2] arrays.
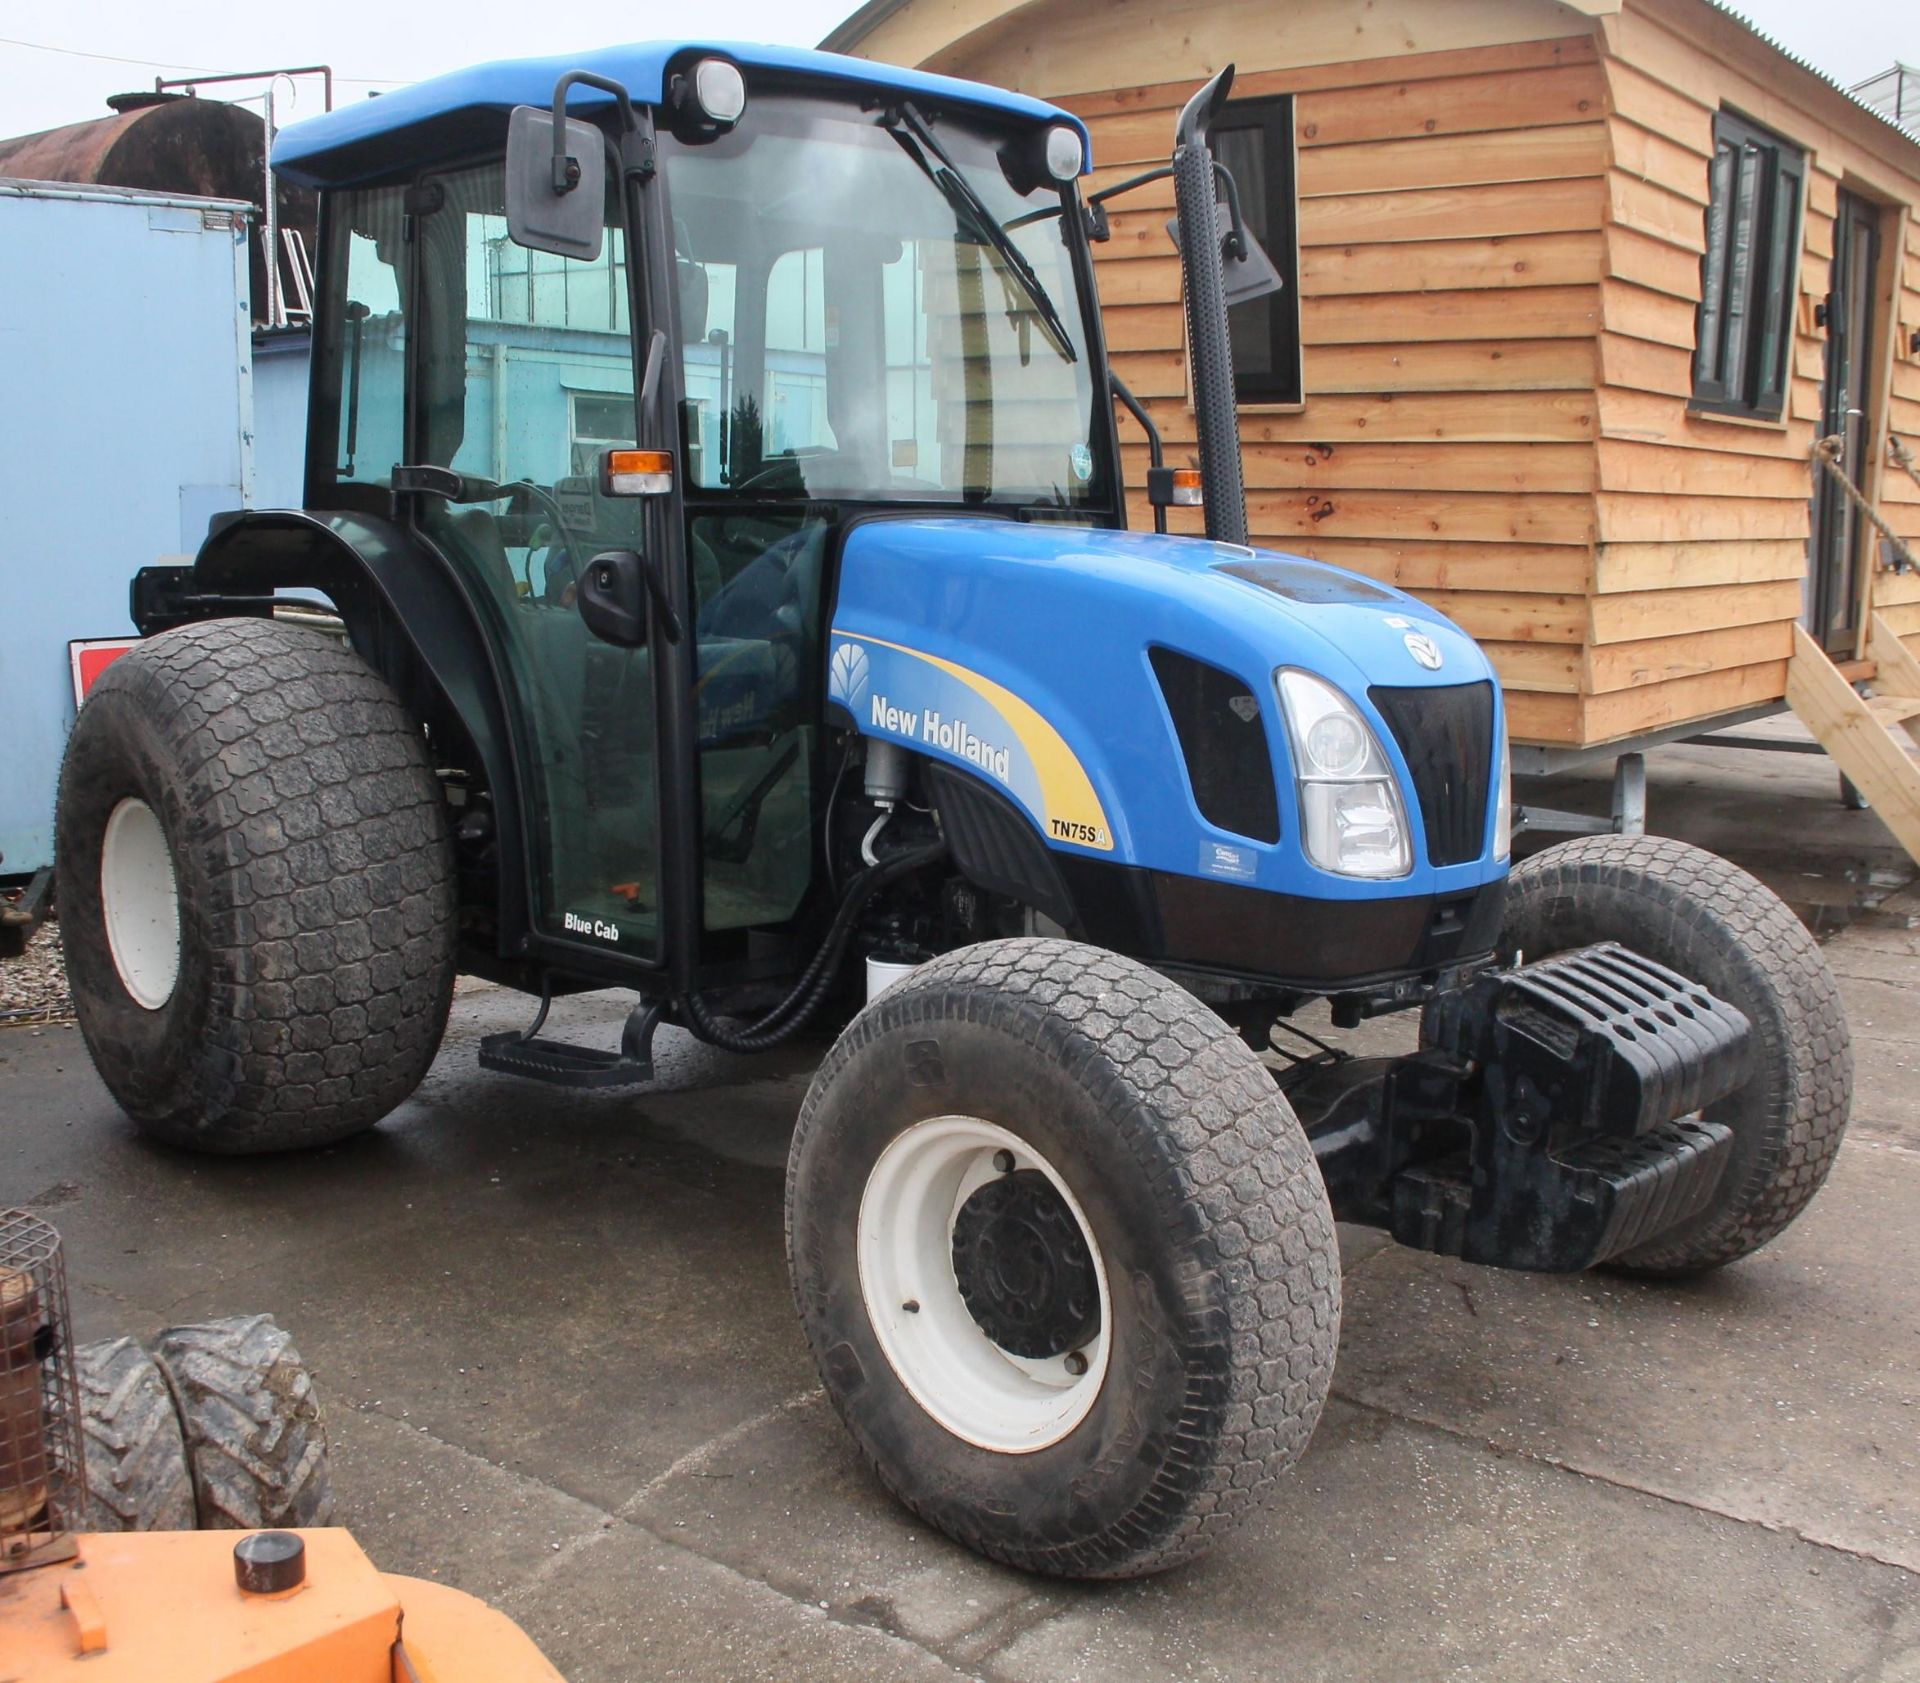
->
[[56, 617, 456, 1153], [1499, 834, 1851, 1275], [74, 1336, 195, 1532], [787, 938, 1340, 1579], [153, 1315, 333, 1529]]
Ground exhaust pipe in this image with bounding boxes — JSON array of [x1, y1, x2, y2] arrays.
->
[[1171, 66, 1248, 547]]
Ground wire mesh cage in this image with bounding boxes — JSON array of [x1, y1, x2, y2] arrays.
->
[[0, 1209, 84, 1571]]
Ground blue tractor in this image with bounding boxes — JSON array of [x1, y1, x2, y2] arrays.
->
[[56, 44, 1849, 1578]]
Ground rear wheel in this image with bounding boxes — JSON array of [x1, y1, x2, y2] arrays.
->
[[787, 938, 1340, 1578], [1497, 835, 1850, 1274], [56, 617, 456, 1153]]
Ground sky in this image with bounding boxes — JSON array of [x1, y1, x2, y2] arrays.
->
[[0, 0, 1913, 142]]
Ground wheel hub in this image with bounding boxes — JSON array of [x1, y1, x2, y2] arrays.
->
[[856, 1115, 1112, 1454], [99, 797, 181, 1011], [950, 1170, 1100, 1359]]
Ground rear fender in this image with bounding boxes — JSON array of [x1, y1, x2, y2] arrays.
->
[[177, 509, 529, 945]]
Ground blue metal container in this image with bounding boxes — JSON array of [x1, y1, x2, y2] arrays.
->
[[0, 179, 254, 885]]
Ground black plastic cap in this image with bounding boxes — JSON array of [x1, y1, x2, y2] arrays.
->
[[233, 1530, 306, 1595]]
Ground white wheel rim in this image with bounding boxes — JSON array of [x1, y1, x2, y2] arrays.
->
[[99, 798, 181, 1011], [857, 1115, 1111, 1455]]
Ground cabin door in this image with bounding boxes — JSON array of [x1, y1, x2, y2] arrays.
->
[[1808, 189, 1881, 655]]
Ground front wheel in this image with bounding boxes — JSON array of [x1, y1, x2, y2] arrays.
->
[[787, 938, 1340, 1579], [1497, 835, 1851, 1275]]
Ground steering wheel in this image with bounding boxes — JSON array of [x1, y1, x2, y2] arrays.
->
[[507, 482, 586, 599], [728, 453, 814, 496]]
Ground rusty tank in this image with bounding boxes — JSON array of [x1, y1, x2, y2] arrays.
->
[[0, 93, 317, 323]]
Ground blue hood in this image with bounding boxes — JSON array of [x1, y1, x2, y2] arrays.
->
[[827, 519, 1506, 903]]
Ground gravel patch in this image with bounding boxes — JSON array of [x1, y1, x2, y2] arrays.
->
[[2, 924, 72, 1023]]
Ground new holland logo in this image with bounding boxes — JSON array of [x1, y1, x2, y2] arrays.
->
[[1403, 631, 1444, 671], [829, 642, 870, 711]]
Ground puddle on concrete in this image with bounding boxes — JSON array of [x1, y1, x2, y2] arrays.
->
[[1512, 833, 1915, 939], [1734, 853, 1916, 937], [1512, 755, 1918, 939]]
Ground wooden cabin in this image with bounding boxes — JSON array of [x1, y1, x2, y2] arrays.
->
[[825, 0, 1920, 831]]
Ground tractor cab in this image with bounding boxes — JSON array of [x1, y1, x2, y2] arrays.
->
[[270, 45, 1118, 987]]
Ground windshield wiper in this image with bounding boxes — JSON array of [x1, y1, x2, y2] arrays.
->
[[880, 101, 1078, 365]]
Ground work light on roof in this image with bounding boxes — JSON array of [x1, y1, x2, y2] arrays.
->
[[692, 58, 747, 125], [1043, 124, 1084, 181]]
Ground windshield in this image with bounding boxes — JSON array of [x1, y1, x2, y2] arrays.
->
[[659, 94, 1107, 509]]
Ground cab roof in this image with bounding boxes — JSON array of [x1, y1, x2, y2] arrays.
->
[[272, 40, 1093, 188]]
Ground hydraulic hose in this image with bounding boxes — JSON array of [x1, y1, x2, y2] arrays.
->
[[680, 840, 947, 1053]]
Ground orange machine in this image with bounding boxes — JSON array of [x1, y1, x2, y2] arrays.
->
[[0, 1210, 566, 1680], [2, 1527, 564, 1681]]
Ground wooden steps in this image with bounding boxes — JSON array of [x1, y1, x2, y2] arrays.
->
[[1867, 694, 1920, 728], [1786, 613, 1920, 864]]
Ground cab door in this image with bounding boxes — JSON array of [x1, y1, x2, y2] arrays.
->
[[406, 162, 662, 959]]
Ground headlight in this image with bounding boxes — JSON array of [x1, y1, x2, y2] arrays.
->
[[1304, 711, 1369, 779], [1276, 669, 1411, 879], [1492, 728, 1512, 860]]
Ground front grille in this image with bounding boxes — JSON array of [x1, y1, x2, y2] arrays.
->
[[1369, 682, 1495, 867]]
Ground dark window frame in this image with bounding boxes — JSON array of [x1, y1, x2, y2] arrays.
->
[[1691, 109, 1806, 421], [1213, 94, 1303, 407]]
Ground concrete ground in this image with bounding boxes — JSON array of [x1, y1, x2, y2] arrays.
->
[[5, 724, 1920, 1682]]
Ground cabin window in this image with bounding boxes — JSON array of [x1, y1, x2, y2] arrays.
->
[[1691, 111, 1805, 420], [1214, 96, 1302, 406]]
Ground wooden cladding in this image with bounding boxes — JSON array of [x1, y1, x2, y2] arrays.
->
[[1070, 32, 1617, 741], [860, 0, 1920, 746]]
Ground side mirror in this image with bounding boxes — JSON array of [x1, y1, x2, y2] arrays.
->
[[1166, 66, 1282, 311], [1169, 198, 1285, 308], [506, 105, 605, 260], [577, 550, 648, 647]]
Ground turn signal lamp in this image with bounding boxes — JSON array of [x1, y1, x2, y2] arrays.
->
[[603, 448, 674, 497], [1147, 466, 1204, 508]]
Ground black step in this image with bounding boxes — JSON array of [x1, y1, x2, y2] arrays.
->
[[478, 998, 663, 1089], [478, 1033, 654, 1088]]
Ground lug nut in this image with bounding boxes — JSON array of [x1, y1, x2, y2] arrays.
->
[[1063, 1350, 1088, 1376], [993, 1150, 1015, 1174]]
